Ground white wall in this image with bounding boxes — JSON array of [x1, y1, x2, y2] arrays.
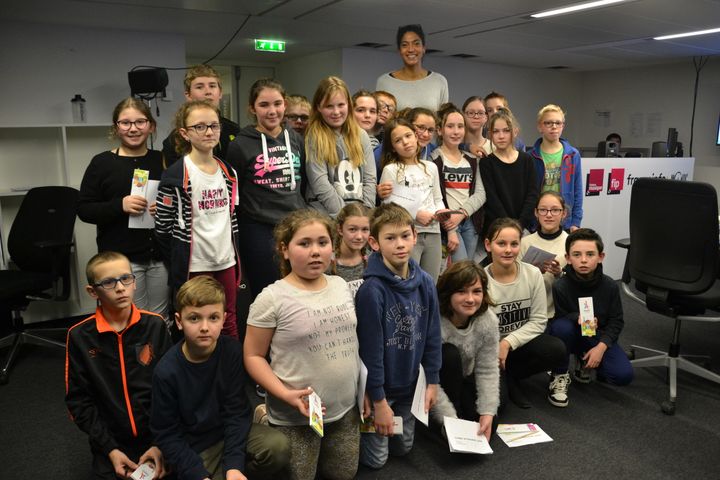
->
[[0, 20, 186, 139], [276, 49, 343, 100], [576, 58, 720, 192], [0, 21, 186, 322], [341, 48, 584, 146]]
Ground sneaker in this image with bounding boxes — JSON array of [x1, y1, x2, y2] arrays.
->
[[548, 373, 571, 407], [253, 404, 269, 425], [573, 365, 592, 384]]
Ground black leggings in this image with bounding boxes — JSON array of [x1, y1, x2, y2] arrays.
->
[[505, 333, 567, 380]]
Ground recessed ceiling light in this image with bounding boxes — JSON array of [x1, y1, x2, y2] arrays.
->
[[654, 27, 720, 41], [531, 0, 627, 19]]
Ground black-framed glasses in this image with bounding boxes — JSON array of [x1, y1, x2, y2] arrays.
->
[[413, 124, 436, 135], [116, 119, 149, 130], [93, 273, 136, 290], [286, 114, 309, 122], [542, 120, 564, 128], [537, 208, 563, 216], [464, 110, 487, 118], [377, 101, 396, 113], [186, 123, 222, 134]]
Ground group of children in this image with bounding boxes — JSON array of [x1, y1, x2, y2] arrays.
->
[[68, 49, 635, 479]]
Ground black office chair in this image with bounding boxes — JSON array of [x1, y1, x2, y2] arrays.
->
[[0, 186, 79, 384], [615, 178, 720, 414]]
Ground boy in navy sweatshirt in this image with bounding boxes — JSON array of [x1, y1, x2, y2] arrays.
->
[[355, 203, 442, 469], [150, 276, 289, 480], [65, 251, 172, 479]]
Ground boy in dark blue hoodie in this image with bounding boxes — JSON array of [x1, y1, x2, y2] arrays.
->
[[355, 203, 442, 469]]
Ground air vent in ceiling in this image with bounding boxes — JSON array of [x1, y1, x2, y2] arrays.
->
[[546, 65, 569, 69], [450, 53, 477, 58], [425, 49, 443, 54]]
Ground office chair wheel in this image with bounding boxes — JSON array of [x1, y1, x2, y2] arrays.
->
[[661, 400, 676, 415]]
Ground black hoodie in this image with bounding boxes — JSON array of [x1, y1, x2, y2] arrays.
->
[[225, 126, 307, 225]]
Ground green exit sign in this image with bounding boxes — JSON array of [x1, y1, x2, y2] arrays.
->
[[255, 39, 286, 53]]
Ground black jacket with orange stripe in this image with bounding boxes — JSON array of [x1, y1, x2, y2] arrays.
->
[[65, 305, 172, 455]]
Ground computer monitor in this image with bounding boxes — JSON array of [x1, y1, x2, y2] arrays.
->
[[597, 140, 620, 157]]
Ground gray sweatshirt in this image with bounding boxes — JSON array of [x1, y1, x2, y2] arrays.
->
[[431, 309, 500, 422], [305, 128, 376, 217]]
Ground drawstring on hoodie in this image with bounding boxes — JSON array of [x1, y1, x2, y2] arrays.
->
[[261, 130, 296, 191]]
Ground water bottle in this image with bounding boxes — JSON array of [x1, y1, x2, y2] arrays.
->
[[71, 94, 87, 123]]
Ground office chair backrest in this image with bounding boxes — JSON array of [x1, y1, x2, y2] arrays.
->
[[629, 178, 718, 295], [7, 186, 79, 274]]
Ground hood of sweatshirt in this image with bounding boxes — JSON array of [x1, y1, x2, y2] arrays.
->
[[363, 251, 423, 293]]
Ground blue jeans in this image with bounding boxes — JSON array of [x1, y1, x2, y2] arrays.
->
[[547, 316, 634, 385], [449, 218, 479, 263], [360, 396, 415, 469]]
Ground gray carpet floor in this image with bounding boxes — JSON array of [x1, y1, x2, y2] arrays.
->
[[1, 288, 719, 479]]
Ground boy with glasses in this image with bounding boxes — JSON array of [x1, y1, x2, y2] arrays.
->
[[529, 104, 583, 232], [162, 64, 240, 165], [371, 91, 398, 174], [65, 251, 172, 479], [285, 94, 311, 136]]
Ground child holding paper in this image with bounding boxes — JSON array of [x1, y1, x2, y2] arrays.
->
[[520, 191, 569, 319], [66, 251, 172, 479], [78, 97, 169, 321], [244, 209, 363, 480], [548, 229, 633, 405], [435, 260, 499, 442], [355, 203, 441, 469], [379, 118, 448, 282], [430, 103, 486, 262]]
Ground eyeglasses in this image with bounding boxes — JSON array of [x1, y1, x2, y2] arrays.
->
[[377, 101, 396, 113], [413, 124, 436, 135], [286, 114, 309, 122], [537, 208, 563, 216], [93, 273, 136, 290], [116, 119, 149, 130], [185, 123, 222, 134], [542, 120, 564, 128], [464, 111, 487, 118]]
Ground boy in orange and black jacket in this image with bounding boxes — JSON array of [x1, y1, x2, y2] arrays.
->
[[65, 251, 173, 479]]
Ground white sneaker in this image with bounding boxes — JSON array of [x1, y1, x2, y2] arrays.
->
[[548, 373, 571, 408]]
